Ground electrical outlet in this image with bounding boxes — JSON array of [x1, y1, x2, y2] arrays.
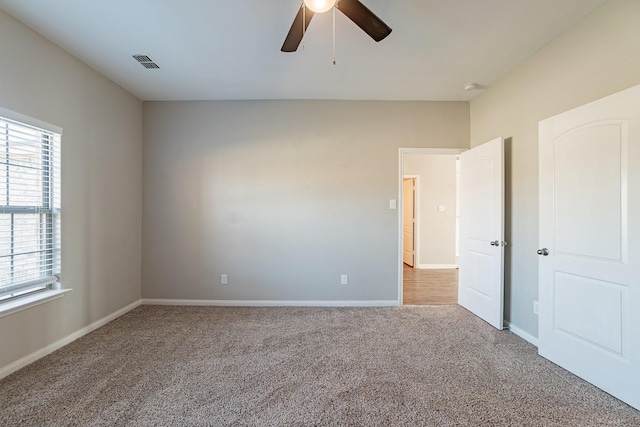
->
[[533, 300, 539, 315], [221, 274, 228, 285], [341, 275, 348, 285]]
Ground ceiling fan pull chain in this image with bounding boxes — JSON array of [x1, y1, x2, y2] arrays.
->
[[302, 4, 306, 51], [332, 5, 336, 65]]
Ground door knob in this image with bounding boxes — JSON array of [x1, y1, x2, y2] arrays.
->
[[490, 240, 500, 246], [537, 248, 549, 256]]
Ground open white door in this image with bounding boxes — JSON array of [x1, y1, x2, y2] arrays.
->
[[539, 85, 640, 410], [402, 178, 416, 266], [458, 137, 505, 330]]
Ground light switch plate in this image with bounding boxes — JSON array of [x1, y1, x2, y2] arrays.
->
[[389, 199, 397, 209]]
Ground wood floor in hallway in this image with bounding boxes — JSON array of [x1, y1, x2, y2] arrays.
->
[[403, 264, 458, 305]]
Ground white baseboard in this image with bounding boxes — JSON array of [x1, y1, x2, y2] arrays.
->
[[416, 264, 458, 269], [142, 299, 399, 307], [0, 299, 142, 380], [505, 320, 538, 347]]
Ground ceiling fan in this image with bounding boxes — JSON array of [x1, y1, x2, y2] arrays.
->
[[281, 0, 392, 53]]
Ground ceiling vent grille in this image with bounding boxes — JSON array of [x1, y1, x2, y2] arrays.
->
[[132, 54, 160, 69]]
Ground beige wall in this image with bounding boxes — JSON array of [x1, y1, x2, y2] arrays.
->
[[142, 101, 469, 301], [470, 0, 640, 337], [403, 154, 458, 267], [0, 10, 142, 369]]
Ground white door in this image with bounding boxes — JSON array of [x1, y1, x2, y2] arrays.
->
[[538, 84, 640, 410], [458, 137, 505, 330], [403, 178, 415, 266]]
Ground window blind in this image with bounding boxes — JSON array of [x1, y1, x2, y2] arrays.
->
[[0, 114, 61, 301]]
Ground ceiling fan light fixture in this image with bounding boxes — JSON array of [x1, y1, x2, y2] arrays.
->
[[303, 0, 336, 14]]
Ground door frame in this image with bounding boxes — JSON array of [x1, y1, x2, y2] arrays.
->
[[398, 148, 466, 304], [403, 175, 420, 268]]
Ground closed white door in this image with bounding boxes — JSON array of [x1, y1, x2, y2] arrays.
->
[[403, 178, 415, 266], [458, 137, 505, 330], [538, 84, 640, 410]]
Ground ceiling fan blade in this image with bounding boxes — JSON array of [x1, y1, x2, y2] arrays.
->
[[337, 0, 391, 42], [281, 6, 315, 52]]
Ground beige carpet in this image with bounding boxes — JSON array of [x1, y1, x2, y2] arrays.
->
[[1, 305, 639, 426]]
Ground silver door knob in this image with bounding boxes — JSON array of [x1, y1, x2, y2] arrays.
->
[[490, 240, 500, 246], [537, 248, 549, 256]]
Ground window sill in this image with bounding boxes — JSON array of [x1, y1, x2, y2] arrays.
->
[[0, 289, 72, 319]]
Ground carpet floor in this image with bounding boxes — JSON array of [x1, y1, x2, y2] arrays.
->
[[1, 305, 639, 426]]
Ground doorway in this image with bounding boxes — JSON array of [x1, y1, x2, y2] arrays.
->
[[403, 177, 417, 267], [399, 148, 464, 305]]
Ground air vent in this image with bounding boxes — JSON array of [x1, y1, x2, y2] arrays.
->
[[132, 54, 160, 69]]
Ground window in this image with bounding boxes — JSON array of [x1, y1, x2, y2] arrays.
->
[[0, 111, 61, 303]]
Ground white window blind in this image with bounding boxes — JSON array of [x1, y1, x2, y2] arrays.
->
[[0, 113, 61, 302]]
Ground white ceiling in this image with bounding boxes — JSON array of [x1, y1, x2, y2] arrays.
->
[[0, 0, 607, 101]]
